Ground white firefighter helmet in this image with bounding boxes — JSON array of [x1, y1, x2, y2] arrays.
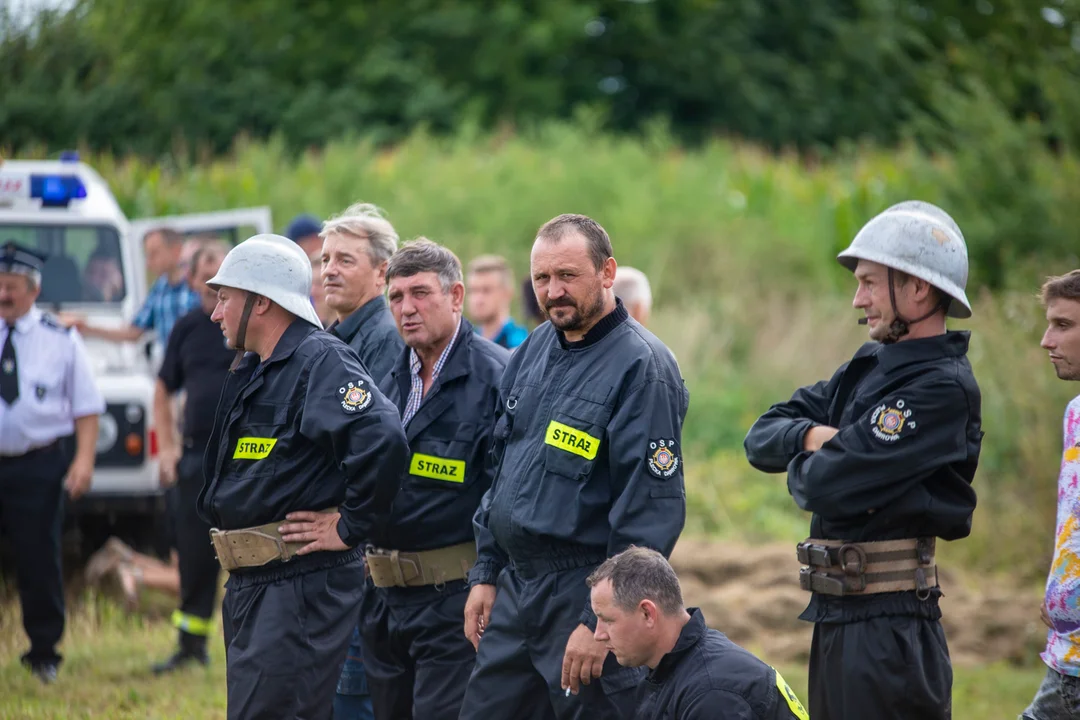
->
[[836, 200, 972, 319], [207, 233, 323, 329]]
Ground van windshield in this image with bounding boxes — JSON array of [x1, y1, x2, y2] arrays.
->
[[0, 224, 125, 305]]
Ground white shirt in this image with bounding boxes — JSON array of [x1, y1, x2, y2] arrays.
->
[[0, 307, 105, 456]]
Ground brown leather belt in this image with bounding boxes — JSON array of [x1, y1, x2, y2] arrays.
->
[[796, 537, 938, 597], [365, 542, 477, 589], [209, 507, 338, 572]]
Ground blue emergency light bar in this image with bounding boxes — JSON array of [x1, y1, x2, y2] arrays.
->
[[30, 174, 87, 207]]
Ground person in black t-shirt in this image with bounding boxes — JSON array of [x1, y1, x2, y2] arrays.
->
[[151, 242, 235, 673]]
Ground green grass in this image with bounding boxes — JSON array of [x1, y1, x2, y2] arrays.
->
[[0, 592, 1048, 719], [9, 123, 1078, 582]]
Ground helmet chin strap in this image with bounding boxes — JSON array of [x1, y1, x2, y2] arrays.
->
[[229, 292, 258, 372], [857, 268, 946, 344]]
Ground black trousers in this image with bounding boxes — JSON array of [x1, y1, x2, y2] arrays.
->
[[808, 616, 953, 720], [458, 563, 643, 720], [358, 581, 476, 720], [222, 549, 366, 720], [0, 442, 67, 666], [172, 449, 221, 650]]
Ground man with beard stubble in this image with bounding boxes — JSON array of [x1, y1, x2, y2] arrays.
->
[[458, 214, 690, 720]]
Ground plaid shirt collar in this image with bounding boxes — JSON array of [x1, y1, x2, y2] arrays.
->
[[402, 316, 462, 428]]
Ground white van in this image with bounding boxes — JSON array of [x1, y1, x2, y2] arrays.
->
[[0, 153, 272, 557]]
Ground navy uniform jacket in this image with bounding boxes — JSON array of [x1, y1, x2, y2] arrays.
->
[[329, 295, 404, 386], [634, 609, 807, 720], [470, 300, 690, 627], [743, 331, 982, 622], [379, 318, 510, 551], [198, 318, 409, 548]]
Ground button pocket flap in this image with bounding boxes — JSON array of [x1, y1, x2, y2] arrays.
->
[[649, 484, 684, 499], [544, 442, 593, 480]]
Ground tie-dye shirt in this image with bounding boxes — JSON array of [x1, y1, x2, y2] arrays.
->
[[1043, 395, 1080, 676]]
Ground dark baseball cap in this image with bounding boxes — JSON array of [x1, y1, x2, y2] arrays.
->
[[285, 214, 323, 241]]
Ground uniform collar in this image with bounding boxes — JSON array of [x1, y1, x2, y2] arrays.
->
[[556, 297, 629, 350], [235, 317, 318, 373], [329, 295, 388, 343], [1, 306, 41, 333], [393, 316, 474, 386], [647, 608, 708, 684], [874, 330, 970, 372]]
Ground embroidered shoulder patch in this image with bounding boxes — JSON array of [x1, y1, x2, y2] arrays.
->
[[646, 438, 681, 478], [339, 380, 373, 414], [869, 399, 916, 443]]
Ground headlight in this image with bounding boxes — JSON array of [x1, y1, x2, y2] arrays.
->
[[97, 412, 118, 453]]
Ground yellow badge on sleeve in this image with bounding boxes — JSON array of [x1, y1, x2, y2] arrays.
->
[[772, 668, 809, 720], [544, 420, 600, 460], [233, 437, 277, 460]]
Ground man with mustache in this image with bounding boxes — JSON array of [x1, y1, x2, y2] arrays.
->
[[357, 238, 508, 719], [200, 233, 408, 719], [0, 241, 103, 684], [744, 201, 983, 720], [459, 214, 690, 720], [1020, 270, 1080, 720]]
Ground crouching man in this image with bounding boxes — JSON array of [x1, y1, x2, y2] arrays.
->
[[587, 546, 809, 720]]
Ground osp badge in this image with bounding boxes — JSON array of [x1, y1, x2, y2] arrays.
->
[[647, 438, 681, 478], [870, 399, 916, 443], [339, 380, 372, 414]]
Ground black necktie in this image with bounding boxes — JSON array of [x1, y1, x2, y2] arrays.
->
[[1, 328, 18, 405]]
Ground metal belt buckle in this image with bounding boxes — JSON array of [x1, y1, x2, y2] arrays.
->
[[796, 541, 833, 568], [799, 568, 846, 596], [837, 543, 866, 577]]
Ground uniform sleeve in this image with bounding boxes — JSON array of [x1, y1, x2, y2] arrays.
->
[[681, 690, 756, 720], [743, 365, 846, 473], [470, 432, 512, 586], [298, 348, 409, 547], [470, 356, 520, 587], [580, 376, 689, 628], [786, 379, 970, 519], [68, 329, 105, 418], [157, 318, 186, 392]]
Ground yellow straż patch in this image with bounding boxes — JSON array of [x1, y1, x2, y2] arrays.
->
[[545, 420, 600, 460], [233, 437, 277, 460], [410, 453, 466, 483]]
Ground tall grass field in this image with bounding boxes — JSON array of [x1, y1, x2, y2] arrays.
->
[[3, 121, 1072, 714], [28, 125, 1067, 582]]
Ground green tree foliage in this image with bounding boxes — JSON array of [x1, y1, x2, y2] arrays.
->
[[3, 0, 1078, 156]]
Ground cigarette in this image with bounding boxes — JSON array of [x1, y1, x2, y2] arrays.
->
[[565, 688, 571, 697]]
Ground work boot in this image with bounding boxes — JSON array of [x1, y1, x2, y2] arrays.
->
[[152, 632, 209, 675], [151, 648, 209, 675], [22, 656, 59, 685]]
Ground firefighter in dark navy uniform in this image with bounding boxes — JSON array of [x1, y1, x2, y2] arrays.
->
[[347, 238, 509, 719], [198, 233, 409, 720], [0, 241, 103, 685], [587, 546, 808, 720], [458, 214, 690, 720], [744, 201, 984, 720]]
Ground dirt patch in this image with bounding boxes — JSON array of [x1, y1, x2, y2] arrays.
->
[[669, 539, 1046, 668]]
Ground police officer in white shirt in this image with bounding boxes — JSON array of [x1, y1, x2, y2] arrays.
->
[[0, 241, 104, 684]]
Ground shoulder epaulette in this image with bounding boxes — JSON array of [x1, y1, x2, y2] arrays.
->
[[40, 313, 72, 333]]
